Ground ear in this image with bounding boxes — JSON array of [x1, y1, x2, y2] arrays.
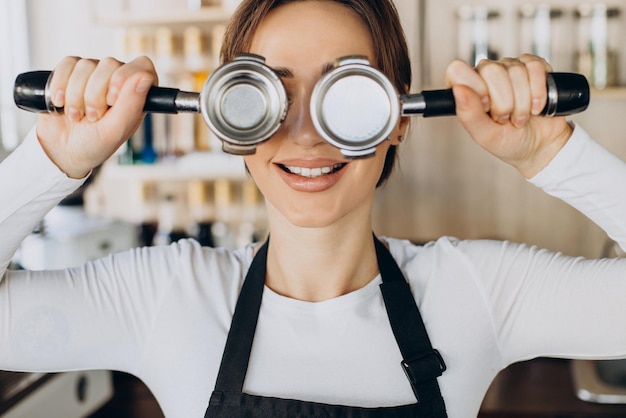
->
[[389, 116, 410, 146]]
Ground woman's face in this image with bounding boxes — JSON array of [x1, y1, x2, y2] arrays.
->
[[244, 0, 406, 228]]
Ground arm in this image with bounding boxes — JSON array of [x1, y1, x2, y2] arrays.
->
[[445, 55, 573, 179], [458, 237, 626, 365], [2, 55, 157, 274], [0, 129, 85, 276], [0, 55, 169, 374], [455, 125, 626, 361], [446, 56, 626, 363], [0, 130, 182, 374], [529, 123, 626, 250]]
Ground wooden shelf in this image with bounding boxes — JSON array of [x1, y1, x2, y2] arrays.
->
[[590, 87, 626, 100], [95, 6, 231, 26], [100, 152, 247, 182]]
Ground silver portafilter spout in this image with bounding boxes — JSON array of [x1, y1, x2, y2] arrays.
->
[[14, 54, 590, 158]]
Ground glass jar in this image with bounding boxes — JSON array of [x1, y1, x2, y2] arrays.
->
[[518, 4, 570, 71], [575, 3, 621, 89], [457, 6, 502, 66]]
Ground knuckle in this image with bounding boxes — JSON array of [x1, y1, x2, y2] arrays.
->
[[507, 63, 527, 78], [63, 91, 81, 109], [58, 55, 80, 68], [74, 58, 98, 72], [83, 89, 104, 107], [528, 59, 550, 74], [111, 56, 157, 85], [99, 56, 123, 71], [136, 55, 154, 66], [131, 55, 157, 73], [477, 61, 506, 78]]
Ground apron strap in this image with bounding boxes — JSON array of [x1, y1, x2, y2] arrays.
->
[[374, 236, 447, 403], [213, 236, 447, 406], [213, 240, 269, 392]]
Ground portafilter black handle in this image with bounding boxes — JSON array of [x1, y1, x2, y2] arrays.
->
[[401, 72, 590, 117], [13, 70, 199, 114]]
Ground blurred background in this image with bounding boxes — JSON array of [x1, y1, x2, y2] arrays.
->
[[2, 0, 626, 417]]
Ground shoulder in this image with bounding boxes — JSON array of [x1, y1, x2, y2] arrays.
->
[[383, 236, 538, 286], [109, 238, 255, 293], [151, 238, 255, 296], [384, 235, 503, 265]]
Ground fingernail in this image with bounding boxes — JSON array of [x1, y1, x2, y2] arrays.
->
[[481, 96, 490, 112], [455, 90, 468, 108], [68, 107, 81, 121], [106, 87, 119, 105], [514, 115, 528, 127], [53, 89, 65, 107], [86, 106, 98, 122], [531, 99, 542, 115], [136, 77, 153, 94], [497, 115, 510, 124]]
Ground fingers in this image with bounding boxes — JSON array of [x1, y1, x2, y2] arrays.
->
[[97, 57, 158, 142], [476, 59, 531, 127], [519, 54, 552, 115], [65, 58, 98, 121], [446, 54, 552, 128], [47, 55, 157, 123], [47, 56, 81, 110], [84, 57, 124, 122]]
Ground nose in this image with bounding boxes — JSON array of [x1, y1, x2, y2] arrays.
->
[[283, 87, 326, 148]]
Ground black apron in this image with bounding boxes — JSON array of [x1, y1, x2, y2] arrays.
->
[[205, 236, 448, 417]]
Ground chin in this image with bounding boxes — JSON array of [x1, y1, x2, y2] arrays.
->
[[269, 197, 372, 231], [282, 209, 343, 229], [290, 218, 339, 229]]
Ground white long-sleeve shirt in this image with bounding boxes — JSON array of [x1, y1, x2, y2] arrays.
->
[[1, 125, 626, 418]]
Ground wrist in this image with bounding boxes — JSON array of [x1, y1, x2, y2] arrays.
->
[[35, 128, 91, 180], [516, 120, 574, 179]]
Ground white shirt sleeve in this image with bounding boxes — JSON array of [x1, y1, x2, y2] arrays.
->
[[461, 123, 626, 364], [0, 128, 182, 375], [0, 128, 86, 275], [529, 123, 626, 250]]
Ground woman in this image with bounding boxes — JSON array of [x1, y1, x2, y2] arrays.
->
[[1, 0, 625, 417]]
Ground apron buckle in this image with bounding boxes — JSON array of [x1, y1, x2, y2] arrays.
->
[[401, 349, 447, 400]]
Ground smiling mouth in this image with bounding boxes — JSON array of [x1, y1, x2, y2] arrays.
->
[[278, 163, 347, 178]]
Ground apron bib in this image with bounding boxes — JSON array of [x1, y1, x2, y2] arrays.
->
[[205, 236, 448, 417]]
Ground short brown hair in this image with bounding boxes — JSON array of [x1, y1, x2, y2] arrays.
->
[[221, 0, 411, 186]]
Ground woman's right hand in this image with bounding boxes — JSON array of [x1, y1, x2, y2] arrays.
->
[[36, 56, 158, 179]]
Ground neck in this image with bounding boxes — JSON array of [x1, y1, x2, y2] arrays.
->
[[262, 205, 380, 302]]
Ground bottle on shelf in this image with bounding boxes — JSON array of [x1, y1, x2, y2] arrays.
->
[[210, 24, 226, 70], [121, 28, 159, 164], [183, 26, 219, 152], [187, 0, 221, 10], [456, 6, 501, 66], [237, 179, 267, 247], [518, 5, 569, 72], [187, 179, 216, 247], [154, 187, 190, 245], [574, 4, 621, 89], [137, 182, 159, 246], [212, 179, 239, 249], [153, 27, 184, 160]]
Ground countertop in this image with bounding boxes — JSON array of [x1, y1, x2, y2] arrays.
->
[[479, 358, 626, 417]]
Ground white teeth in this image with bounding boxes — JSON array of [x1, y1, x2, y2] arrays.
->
[[283, 164, 343, 178]]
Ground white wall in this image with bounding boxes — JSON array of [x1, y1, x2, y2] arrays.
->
[[26, 0, 117, 69], [1, 0, 118, 149]]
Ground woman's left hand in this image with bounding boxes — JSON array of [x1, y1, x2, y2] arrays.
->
[[445, 54, 573, 178]]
